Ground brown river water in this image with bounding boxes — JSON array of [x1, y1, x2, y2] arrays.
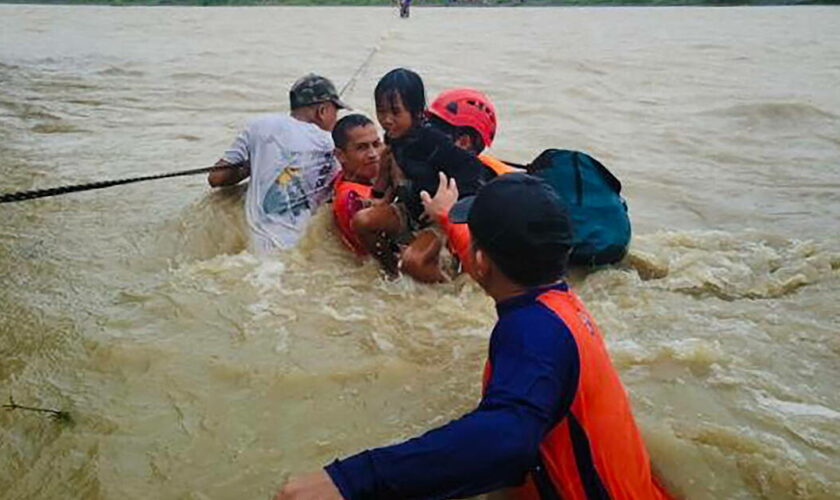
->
[[1, 5, 839, 499]]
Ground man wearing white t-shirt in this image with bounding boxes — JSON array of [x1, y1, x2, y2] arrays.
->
[[209, 74, 349, 253]]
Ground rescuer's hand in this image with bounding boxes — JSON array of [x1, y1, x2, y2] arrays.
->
[[421, 172, 459, 223], [274, 470, 343, 500]]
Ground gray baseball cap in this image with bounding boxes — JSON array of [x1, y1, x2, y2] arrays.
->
[[289, 73, 350, 110]]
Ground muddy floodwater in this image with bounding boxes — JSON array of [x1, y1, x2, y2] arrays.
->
[[1, 5, 839, 499]]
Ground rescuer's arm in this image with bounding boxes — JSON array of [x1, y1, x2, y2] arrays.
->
[[420, 173, 474, 276], [208, 158, 250, 187], [275, 471, 343, 500], [208, 123, 252, 187], [323, 307, 581, 500]]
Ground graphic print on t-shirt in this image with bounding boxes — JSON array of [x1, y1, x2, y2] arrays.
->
[[262, 164, 309, 219], [260, 149, 338, 223]]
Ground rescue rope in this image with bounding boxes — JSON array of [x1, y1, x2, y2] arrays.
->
[[2, 31, 391, 205], [339, 46, 379, 99], [3, 394, 71, 423], [0, 165, 231, 204], [339, 28, 393, 99]]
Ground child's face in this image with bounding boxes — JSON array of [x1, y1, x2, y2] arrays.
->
[[376, 93, 414, 140]]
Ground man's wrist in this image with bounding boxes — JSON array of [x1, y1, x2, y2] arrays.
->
[[324, 451, 380, 500], [435, 212, 448, 226], [324, 460, 354, 500]]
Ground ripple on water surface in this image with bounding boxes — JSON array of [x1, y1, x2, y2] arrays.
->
[[1, 5, 840, 500]]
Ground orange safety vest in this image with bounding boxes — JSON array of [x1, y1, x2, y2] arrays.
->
[[482, 288, 672, 500], [479, 153, 520, 176], [333, 174, 372, 256]]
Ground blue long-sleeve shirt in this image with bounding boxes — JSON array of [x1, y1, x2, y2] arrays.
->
[[325, 283, 581, 499]]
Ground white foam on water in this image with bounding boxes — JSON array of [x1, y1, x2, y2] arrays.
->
[[2, 6, 840, 500]]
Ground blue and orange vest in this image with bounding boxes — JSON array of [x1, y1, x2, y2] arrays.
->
[[483, 288, 672, 500]]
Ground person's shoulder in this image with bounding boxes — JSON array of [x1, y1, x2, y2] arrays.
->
[[253, 114, 332, 146], [417, 122, 450, 142], [499, 301, 567, 331], [335, 177, 371, 198], [241, 113, 286, 137], [495, 300, 576, 352], [333, 176, 352, 198], [396, 123, 457, 158], [247, 113, 286, 128], [283, 115, 333, 144]]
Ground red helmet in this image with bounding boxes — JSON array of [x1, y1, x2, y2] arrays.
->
[[427, 88, 497, 149]]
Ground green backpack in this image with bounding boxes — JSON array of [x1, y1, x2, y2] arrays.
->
[[527, 149, 631, 266]]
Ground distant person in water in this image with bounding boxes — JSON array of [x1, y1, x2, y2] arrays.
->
[[208, 73, 348, 253], [331, 114, 384, 256], [274, 173, 673, 500]]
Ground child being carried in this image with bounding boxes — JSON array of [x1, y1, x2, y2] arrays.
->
[[351, 68, 491, 282]]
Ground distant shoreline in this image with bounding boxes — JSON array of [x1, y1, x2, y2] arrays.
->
[[0, 0, 834, 6]]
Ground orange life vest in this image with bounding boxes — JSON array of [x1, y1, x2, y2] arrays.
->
[[479, 153, 520, 176], [333, 174, 372, 256], [482, 288, 671, 500]]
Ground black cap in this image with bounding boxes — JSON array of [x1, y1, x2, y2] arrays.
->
[[449, 173, 573, 262]]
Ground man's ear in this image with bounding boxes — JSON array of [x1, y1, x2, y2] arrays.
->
[[454, 134, 473, 151], [334, 147, 348, 167], [315, 103, 331, 124], [473, 246, 491, 281]]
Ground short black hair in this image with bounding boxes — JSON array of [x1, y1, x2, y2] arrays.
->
[[428, 116, 485, 154], [332, 114, 374, 150], [478, 242, 570, 287], [374, 68, 426, 123]]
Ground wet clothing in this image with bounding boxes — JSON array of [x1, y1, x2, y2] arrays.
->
[[490, 287, 671, 500], [436, 154, 520, 276], [387, 124, 490, 223], [435, 210, 472, 275], [332, 174, 372, 256], [224, 114, 338, 253], [478, 153, 520, 177], [325, 282, 669, 500]]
